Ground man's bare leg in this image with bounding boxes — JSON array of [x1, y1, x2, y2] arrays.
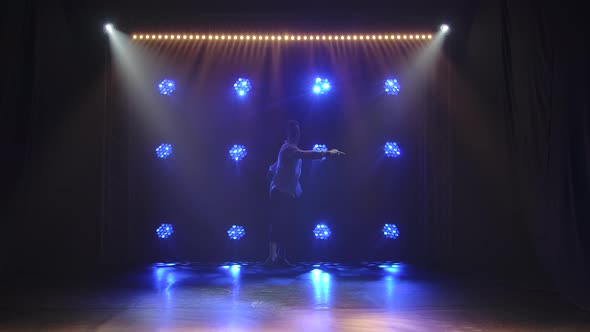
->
[[264, 242, 278, 265]]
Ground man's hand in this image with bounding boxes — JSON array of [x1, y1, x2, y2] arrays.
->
[[327, 149, 345, 156]]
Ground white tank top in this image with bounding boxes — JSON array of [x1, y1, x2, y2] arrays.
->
[[270, 142, 302, 198]]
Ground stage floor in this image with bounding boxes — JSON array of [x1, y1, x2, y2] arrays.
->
[[1, 262, 589, 331]]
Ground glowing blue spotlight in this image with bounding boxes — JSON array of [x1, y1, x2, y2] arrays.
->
[[313, 77, 331, 94], [229, 144, 247, 161], [234, 78, 252, 97], [313, 144, 328, 160], [156, 143, 173, 159], [313, 223, 332, 240], [383, 224, 400, 239], [384, 79, 401, 95], [440, 24, 450, 33], [156, 223, 174, 239], [158, 79, 176, 96], [227, 225, 246, 240], [313, 144, 328, 152], [384, 141, 402, 158]]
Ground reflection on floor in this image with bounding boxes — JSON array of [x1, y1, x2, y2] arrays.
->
[[1, 262, 589, 331]]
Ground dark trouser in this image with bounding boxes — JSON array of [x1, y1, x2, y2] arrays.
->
[[269, 189, 297, 256]]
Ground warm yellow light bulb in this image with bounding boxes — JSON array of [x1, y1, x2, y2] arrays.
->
[[403, 35, 407, 39], [304, 36, 308, 40], [291, 35, 295, 40], [428, 34, 432, 39], [139, 35, 144, 39], [372, 35, 376, 39], [378, 35, 382, 39], [297, 36, 301, 40], [353, 35, 357, 40], [246, 35, 250, 40]]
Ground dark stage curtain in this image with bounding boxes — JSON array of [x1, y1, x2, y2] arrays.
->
[[425, 0, 589, 308], [1, 0, 108, 274], [499, 0, 590, 308]]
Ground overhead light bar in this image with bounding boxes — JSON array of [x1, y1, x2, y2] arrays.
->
[[131, 33, 434, 41]]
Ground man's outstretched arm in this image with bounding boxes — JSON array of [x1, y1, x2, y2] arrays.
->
[[287, 147, 345, 160]]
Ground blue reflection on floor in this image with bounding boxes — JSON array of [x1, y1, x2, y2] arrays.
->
[[309, 268, 332, 308], [4, 262, 587, 331], [147, 262, 409, 311]]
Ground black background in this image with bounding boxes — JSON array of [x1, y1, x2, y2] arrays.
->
[[2, 0, 588, 307]]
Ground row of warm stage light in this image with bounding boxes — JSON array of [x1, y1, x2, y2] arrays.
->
[[132, 33, 433, 41]]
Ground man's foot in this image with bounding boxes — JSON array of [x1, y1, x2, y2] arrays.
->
[[264, 242, 279, 266], [263, 256, 275, 266], [277, 257, 296, 268]]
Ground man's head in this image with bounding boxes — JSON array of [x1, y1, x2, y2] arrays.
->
[[286, 120, 300, 144]]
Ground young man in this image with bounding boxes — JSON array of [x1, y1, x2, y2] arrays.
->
[[265, 120, 345, 266]]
